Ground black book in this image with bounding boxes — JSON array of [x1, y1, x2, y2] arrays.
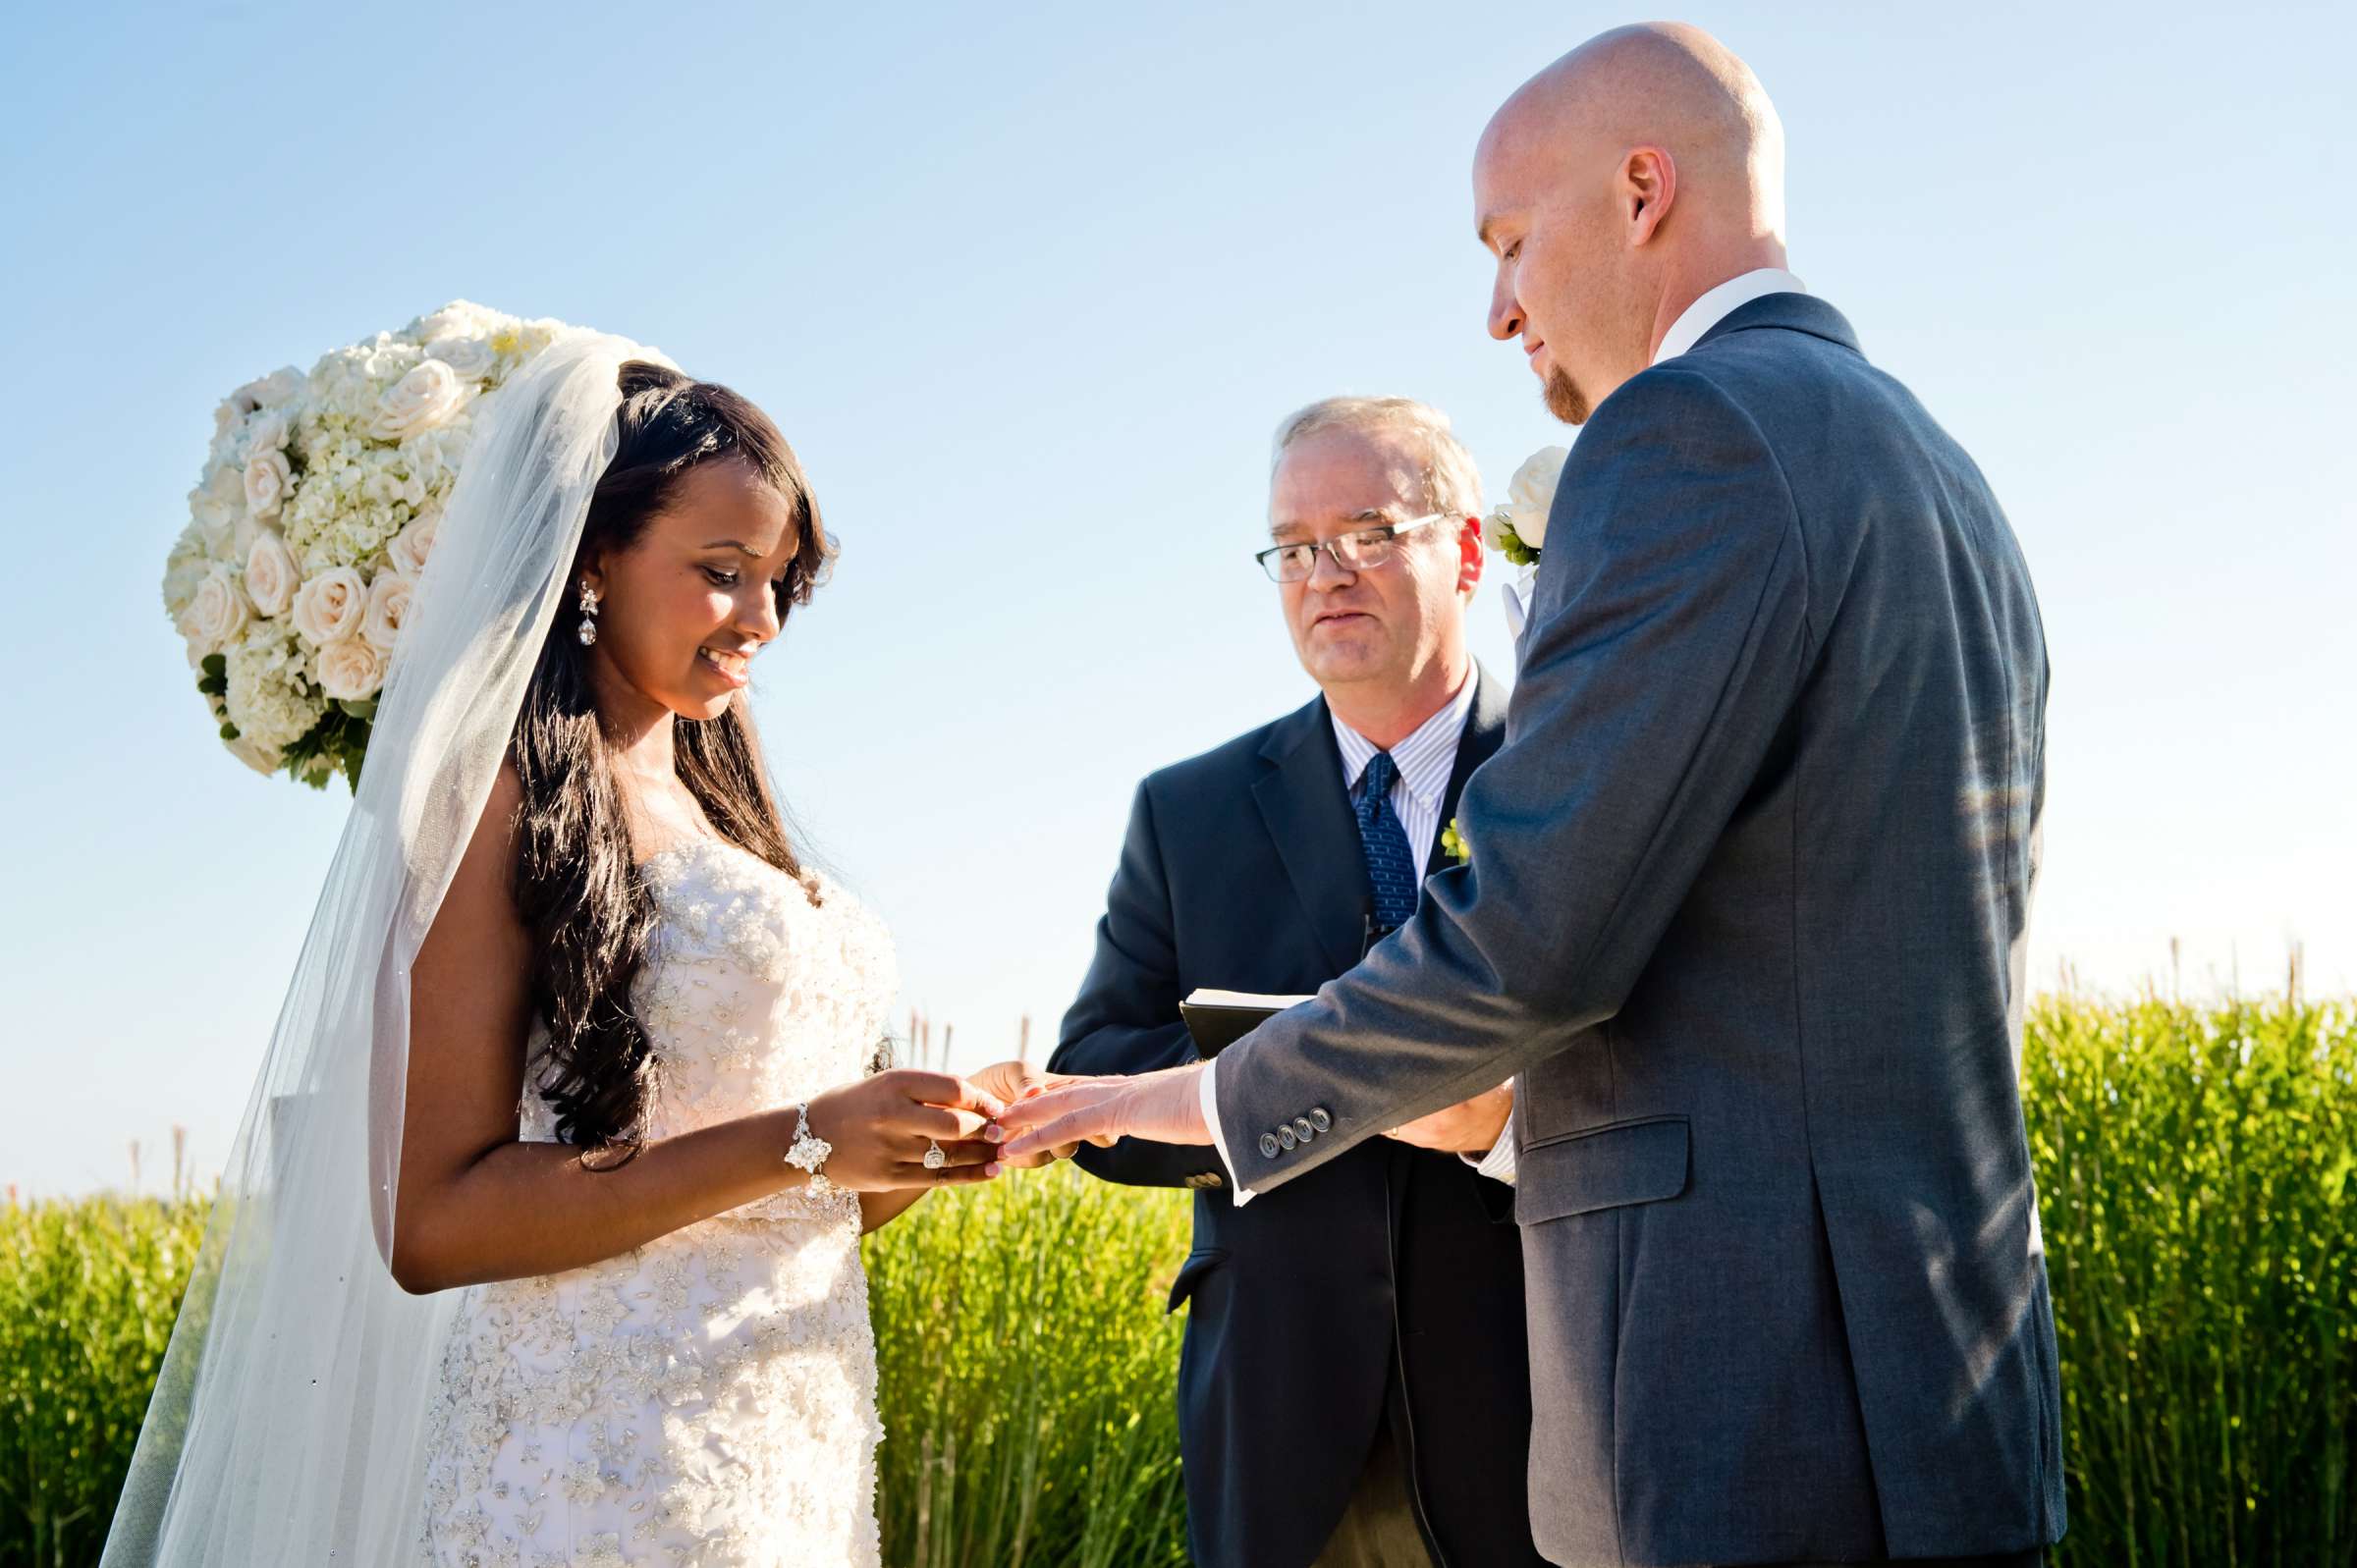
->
[[1179, 989, 1314, 1057]]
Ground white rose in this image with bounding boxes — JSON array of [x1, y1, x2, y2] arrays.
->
[[192, 464, 247, 553], [247, 407, 293, 453], [229, 366, 303, 414], [386, 507, 440, 577], [162, 530, 211, 618], [361, 570, 413, 652], [1503, 445, 1570, 551], [291, 567, 369, 646], [315, 635, 389, 701], [231, 509, 266, 561], [245, 528, 300, 617], [244, 446, 293, 517], [414, 301, 493, 343], [189, 565, 251, 652], [179, 619, 210, 672], [225, 731, 283, 775], [425, 334, 497, 380], [372, 359, 466, 440]]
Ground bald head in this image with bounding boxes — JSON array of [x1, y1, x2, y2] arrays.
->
[[1475, 24, 1788, 423], [1487, 25, 1785, 246]]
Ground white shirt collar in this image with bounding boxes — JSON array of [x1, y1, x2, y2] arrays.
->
[[1330, 668, 1477, 809], [1653, 267, 1808, 366]]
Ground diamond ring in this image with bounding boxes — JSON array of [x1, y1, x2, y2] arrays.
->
[[922, 1140, 947, 1170]]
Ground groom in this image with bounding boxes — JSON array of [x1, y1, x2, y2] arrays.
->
[[1008, 23, 2062, 1568]]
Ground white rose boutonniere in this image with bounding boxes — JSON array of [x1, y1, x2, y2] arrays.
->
[[1480, 445, 1569, 568]]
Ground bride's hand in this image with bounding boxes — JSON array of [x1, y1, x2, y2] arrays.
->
[[801, 1069, 1008, 1191], [966, 1058, 1112, 1167]]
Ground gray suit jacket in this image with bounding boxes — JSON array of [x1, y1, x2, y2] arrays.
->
[[1212, 293, 2062, 1567]]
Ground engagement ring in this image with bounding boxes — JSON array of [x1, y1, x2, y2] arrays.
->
[[922, 1140, 947, 1170]]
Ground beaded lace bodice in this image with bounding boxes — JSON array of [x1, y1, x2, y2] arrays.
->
[[419, 838, 898, 1568]]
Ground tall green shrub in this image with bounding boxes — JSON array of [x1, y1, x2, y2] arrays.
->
[[0, 1196, 205, 1568], [2028, 996, 2356, 1566], [862, 1164, 1191, 1568]]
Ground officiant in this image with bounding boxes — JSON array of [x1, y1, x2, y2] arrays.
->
[[1049, 397, 1546, 1568]]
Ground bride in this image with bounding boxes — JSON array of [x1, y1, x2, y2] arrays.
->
[[101, 334, 1051, 1568]]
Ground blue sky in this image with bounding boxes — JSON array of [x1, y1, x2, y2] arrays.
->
[[2, 0, 2349, 1195]]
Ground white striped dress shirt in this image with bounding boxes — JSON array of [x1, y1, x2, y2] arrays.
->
[[1329, 671, 1478, 883]]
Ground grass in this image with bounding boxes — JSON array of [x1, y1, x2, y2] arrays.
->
[[2028, 995, 2356, 1567]]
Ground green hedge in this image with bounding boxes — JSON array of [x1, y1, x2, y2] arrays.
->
[[5, 997, 2352, 1566], [2026, 997, 2355, 1565]]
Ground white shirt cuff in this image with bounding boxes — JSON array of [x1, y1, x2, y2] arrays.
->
[[1197, 1054, 1255, 1207], [1465, 1119, 1517, 1185]]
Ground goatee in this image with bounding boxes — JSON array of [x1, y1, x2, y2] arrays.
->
[[1544, 366, 1590, 425]]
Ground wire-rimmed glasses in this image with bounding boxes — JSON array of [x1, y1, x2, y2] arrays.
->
[[1254, 512, 1453, 584]]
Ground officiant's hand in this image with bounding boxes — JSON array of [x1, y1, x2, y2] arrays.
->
[[965, 1058, 1114, 1167], [802, 1069, 1009, 1190], [1384, 1081, 1513, 1154], [998, 1061, 1212, 1162]]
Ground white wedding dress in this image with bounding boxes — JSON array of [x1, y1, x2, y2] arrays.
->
[[417, 837, 898, 1568]]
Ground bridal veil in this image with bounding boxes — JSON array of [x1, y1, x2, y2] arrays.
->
[[102, 331, 659, 1566]]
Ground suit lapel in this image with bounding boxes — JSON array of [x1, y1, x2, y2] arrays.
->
[[1428, 662, 1506, 869], [1253, 696, 1369, 976]]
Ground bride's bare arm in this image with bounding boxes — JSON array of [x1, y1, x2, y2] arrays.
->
[[856, 1191, 925, 1234], [387, 765, 1003, 1294]]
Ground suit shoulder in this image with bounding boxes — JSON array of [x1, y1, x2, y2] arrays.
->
[[1140, 703, 1312, 803]]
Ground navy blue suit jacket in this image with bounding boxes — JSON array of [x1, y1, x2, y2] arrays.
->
[[1053, 665, 1546, 1568]]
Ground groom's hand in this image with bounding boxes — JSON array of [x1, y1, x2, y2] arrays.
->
[[1384, 1080, 1513, 1154], [998, 1061, 1212, 1162], [964, 1058, 1108, 1167]]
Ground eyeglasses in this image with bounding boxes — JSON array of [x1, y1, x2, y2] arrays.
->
[[1254, 513, 1453, 584]]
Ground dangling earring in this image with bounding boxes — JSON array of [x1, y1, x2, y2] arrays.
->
[[576, 580, 601, 646]]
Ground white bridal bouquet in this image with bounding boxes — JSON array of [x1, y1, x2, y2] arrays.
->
[[162, 301, 582, 786]]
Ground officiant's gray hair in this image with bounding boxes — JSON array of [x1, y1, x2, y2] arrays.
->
[[1270, 396, 1485, 519]]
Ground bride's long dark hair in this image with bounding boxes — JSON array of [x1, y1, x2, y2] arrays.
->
[[512, 360, 833, 1157]]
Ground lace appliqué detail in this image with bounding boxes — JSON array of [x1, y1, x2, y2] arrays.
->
[[419, 839, 898, 1567]]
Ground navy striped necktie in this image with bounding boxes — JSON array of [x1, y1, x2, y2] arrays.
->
[[1355, 750, 1419, 929]]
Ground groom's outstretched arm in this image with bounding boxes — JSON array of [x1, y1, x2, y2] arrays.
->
[[1212, 367, 1809, 1196], [1048, 780, 1226, 1188]]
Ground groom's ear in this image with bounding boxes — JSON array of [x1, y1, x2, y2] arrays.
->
[[1621, 145, 1677, 245], [1455, 516, 1484, 597]]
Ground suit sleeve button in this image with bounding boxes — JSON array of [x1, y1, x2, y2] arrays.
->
[[1309, 1108, 1333, 1132], [1292, 1116, 1316, 1141], [1258, 1132, 1282, 1160], [1277, 1125, 1299, 1151]]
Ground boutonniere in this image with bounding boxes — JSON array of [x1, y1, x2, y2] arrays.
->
[[1441, 816, 1470, 865], [1480, 446, 1568, 568]]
